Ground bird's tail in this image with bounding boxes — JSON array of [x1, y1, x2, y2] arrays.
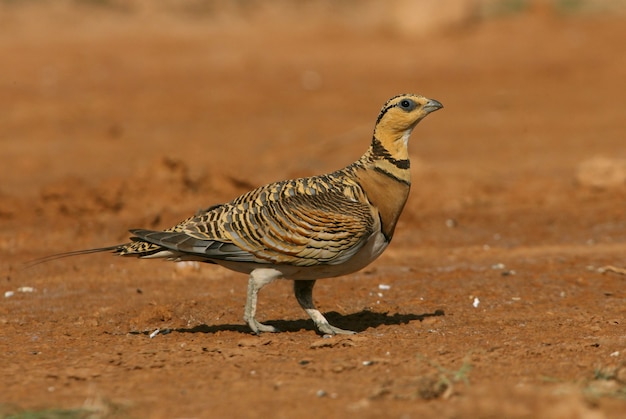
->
[[23, 233, 180, 269], [23, 245, 125, 269]]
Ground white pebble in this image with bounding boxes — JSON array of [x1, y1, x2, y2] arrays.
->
[[149, 328, 160, 339], [378, 284, 391, 290], [4, 291, 14, 298], [17, 286, 35, 293], [609, 351, 620, 357], [472, 297, 480, 308]]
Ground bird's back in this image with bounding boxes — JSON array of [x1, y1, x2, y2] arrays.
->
[[119, 165, 380, 272]]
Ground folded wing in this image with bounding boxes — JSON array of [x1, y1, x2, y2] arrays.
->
[[127, 178, 376, 267]]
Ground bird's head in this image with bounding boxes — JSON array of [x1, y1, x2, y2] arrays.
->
[[372, 94, 443, 167], [373, 94, 443, 151]]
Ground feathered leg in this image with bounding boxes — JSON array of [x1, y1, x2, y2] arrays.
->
[[293, 279, 356, 335], [244, 268, 282, 333]]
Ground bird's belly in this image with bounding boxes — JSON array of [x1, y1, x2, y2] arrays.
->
[[214, 231, 389, 280]]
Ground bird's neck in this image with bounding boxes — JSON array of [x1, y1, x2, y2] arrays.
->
[[347, 136, 412, 241], [359, 131, 411, 185]]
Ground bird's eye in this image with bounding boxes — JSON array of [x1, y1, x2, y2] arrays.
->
[[398, 99, 416, 111]]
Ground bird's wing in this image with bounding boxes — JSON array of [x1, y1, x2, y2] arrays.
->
[[126, 229, 255, 262], [131, 177, 377, 267]]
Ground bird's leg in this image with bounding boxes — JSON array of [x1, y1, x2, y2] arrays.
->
[[244, 269, 282, 334], [293, 280, 356, 335]]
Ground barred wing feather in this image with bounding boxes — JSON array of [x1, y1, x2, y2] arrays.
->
[[134, 182, 376, 267]]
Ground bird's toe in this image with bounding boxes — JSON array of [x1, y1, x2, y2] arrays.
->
[[317, 323, 357, 336], [249, 319, 280, 334]]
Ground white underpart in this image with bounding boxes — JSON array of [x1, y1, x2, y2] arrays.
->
[[215, 229, 388, 280], [402, 127, 414, 147]]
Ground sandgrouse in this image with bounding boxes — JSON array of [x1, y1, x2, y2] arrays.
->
[[36, 94, 442, 335]]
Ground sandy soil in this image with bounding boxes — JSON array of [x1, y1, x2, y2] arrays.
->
[[1, 3, 625, 418]]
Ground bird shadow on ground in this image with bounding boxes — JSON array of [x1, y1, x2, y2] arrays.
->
[[170, 309, 445, 335]]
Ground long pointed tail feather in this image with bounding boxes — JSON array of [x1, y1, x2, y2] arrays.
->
[[23, 245, 125, 269]]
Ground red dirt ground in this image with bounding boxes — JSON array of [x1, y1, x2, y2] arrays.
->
[[1, 4, 625, 418]]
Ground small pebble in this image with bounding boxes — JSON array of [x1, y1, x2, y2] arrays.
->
[[445, 218, 457, 228], [472, 297, 480, 308]]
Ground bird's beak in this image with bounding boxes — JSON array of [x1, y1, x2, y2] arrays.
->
[[423, 99, 443, 114]]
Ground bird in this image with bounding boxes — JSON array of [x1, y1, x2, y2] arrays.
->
[[32, 94, 443, 335]]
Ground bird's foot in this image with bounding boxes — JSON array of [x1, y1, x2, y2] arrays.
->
[[248, 318, 280, 334], [315, 321, 357, 336]]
